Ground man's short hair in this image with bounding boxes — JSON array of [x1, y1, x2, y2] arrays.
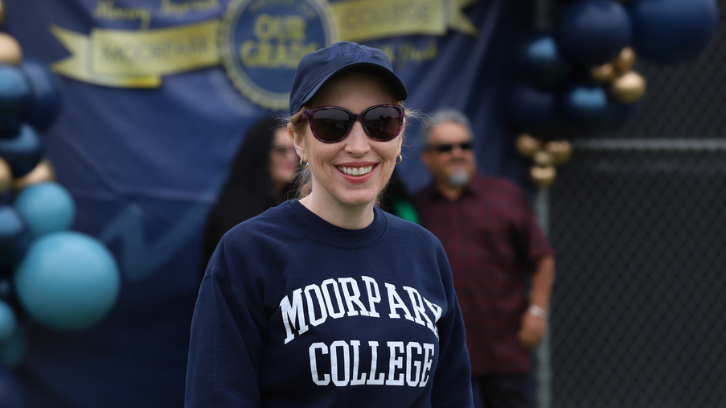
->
[[421, 108, 474, 146]]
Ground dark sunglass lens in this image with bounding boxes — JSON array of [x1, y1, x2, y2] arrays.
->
[[311, 108, 353, 142], [460, 142, 473, 150], [435, 144, 454, 153], [363, 106, 402, 141]]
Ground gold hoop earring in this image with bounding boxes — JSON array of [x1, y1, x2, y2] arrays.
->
[[395, 154, 403, 165], [299, 158, 309, 168]]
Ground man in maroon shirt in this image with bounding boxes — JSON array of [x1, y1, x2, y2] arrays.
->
[[414, 109, 555, 408]]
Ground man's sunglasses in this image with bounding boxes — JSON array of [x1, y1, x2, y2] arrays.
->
[[299, 104, 405, 143], [426, 142, 474, 153]]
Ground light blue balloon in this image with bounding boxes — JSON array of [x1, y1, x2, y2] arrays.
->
[[14, 231, 120, 331], [0, 300, 15, 343], [0, 326, 25, 370], [14, 181, 75, 238]]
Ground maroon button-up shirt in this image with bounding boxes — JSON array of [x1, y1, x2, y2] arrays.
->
[[414, 174, 554, 375]]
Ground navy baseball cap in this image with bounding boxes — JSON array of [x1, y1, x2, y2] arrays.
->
[[289, 41, 408, 115]]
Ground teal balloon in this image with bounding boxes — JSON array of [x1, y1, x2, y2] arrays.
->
[[14, 231, 120, 331], [14, 182, 75, 238], [0, 326, 25, 370], [0, 300, 15, 343]]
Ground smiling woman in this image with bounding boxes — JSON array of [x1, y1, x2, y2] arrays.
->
[[186, 41, 474, 408], [288, 72, 403, 228]]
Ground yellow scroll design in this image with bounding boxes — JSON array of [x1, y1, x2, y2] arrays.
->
[[50, 0, 478, 88], [51, 21, 221, 88], [329, 0, 478, 43]]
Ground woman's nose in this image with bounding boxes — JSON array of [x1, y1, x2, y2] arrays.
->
[[344, 122, 370, 155]]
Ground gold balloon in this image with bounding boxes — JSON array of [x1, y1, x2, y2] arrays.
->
[[545, 140, 573, 166], [13, 159, 56, 190], [515, 134, 541, 158], [532, 150, 554, 167], [612, 47, 636, 74], [530, 165, 556, 189], [610, 71, 647, 104], [0, 33, 22, 66], [0, 157, 11, 194], [591, 63, 616, 83]]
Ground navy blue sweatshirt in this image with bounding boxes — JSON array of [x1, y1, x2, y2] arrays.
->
[[186, 200, 473, 407]]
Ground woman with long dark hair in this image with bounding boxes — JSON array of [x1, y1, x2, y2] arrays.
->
[[200, 115, 298, 270]]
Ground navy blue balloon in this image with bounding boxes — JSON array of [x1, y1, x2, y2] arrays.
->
[[559, 0, 632, 66], [0, 125, 43, 178], [628, 0, 719, 64], [508, 81, 558, 133], [0, 205, 30, 270], [20, 59, 63, 131], [0, 367, 23, 408], [0, 66, 32, 137], [521, 34, 570, 89], [562, 83, 610, 130]]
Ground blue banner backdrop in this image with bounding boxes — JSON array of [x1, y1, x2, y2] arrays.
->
[[4, 0, 531, 406]]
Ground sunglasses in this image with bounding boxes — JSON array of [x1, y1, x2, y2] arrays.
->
[[299, 104, 405, 143], [271, 146, 297, 157], [426, 142, 474, 153]]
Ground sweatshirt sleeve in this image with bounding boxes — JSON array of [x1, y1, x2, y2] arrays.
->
[[431, 247, 475, 407], [185, 254, 267, 407]]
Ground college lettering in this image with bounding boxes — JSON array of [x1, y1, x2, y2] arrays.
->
[[279, 276, 442, 344], [309, 340, 435, 387]]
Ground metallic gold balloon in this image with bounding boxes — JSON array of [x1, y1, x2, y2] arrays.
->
[[13, 159, 56, 190], [591, 63, 616, 83], [0, 156, 11, 194], [610, 71, 647, 104], [612, 47, 636, 74], [530, 165, 556, 189], [545, 140, 573, 166], [532, 150, 554, 167], [0, 33, 22, 66], [515, 134, 541, 158]]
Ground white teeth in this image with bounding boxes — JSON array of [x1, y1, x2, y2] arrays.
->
[[338, 166, 373, 176]]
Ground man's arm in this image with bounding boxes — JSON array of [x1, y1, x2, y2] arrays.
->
[[518, 254, 556, 350]]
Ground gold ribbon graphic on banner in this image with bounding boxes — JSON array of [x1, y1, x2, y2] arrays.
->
[[51, 0, 478, 88], [328, 0, 478, 42]]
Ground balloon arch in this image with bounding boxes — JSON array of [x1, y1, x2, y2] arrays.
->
[[509, 0, 719, 188]]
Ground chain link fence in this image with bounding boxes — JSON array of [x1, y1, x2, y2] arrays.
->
[[546, 3, 726, 408]]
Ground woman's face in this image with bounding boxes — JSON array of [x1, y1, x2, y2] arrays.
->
[[293, 72, 403, 210], [269, 128, 299, 187]]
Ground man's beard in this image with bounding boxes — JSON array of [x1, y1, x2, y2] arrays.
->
[[447, 170, 470, 188]]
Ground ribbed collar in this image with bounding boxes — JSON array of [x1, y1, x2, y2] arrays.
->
[[277, 199, 388, 248]]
